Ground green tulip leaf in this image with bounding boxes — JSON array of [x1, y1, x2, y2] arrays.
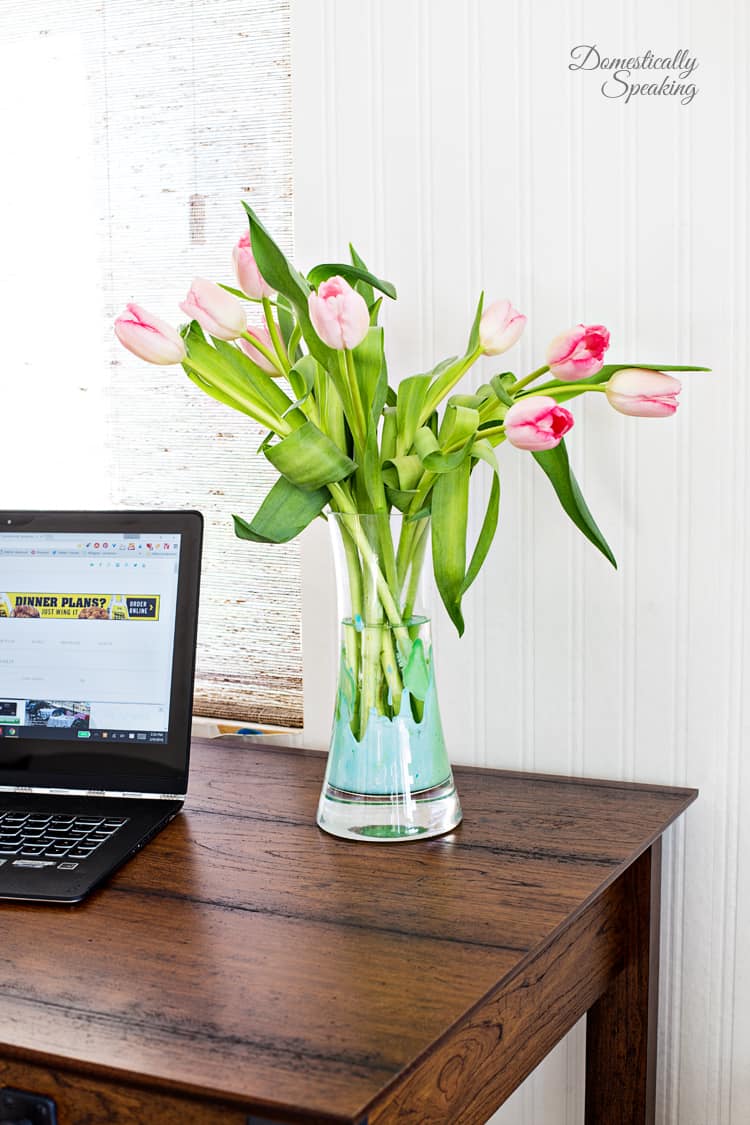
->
[[242, 203, 308, 303], [182, 322, 296, 432], [183, 363, 254, 419], [461, 442, 501, 595], [362, 425, 384, 509], [242, 202, 334, 368], [466, 290, 485, 353], [448, 392, 486, 410], [431, 459, 471, 634], [349, 243, 376, 308], [476, 378, 511, 425], [275, 294, 298, 353], [431, 440, 502, 634], [353, 327, 388, 423], [380, 406, 398, 463], [384, 485, 418, 513], [532, 438, 617, 567], [396, 374, 432, 457], [233, 477, 329, 544], [369, 296, 384, 325], [264, 420, 357, 491], [383, 454, 423, 492], [422, 445, 475, 473], [438, 403, 480, 446], [421, 293, 484, 420], [307, 262, 397, 301], [413, 404, 480, 473], [283, 354, 319, 416], [489, 373, 515, 408], [413, 426, 440, 461], [314, 361, 348, 453], [210, 336, 305, 426], [218, 283, 255, 301]]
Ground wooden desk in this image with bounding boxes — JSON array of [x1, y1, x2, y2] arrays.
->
[[0, 738, 696, 1125]]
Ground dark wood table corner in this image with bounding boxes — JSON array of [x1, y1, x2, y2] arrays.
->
[[0, 736, 697, 1125]]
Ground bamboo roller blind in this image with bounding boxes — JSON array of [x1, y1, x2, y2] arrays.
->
[[3, 0, 302, 727]]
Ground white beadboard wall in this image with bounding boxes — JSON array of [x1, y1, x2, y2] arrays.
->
[[292, 1, 748, 1122]]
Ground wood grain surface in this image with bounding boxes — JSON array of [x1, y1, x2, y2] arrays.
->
[[0, 738, 696, 1124], [585, 840, 662, 1125]]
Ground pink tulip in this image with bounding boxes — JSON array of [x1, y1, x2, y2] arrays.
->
[[503, 395, 574, 451], [114, 304, 187, 365], [237, 325, 278, 373], [232, 231, 274, 300], [547, 324, 610, 381], [606, 368, 681, 417], [308, 276, 370, 350], [479, 299, 526, 356], [180, 277, 247, 341]]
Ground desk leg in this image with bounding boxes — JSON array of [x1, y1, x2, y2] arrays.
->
[[585, 838, 662, 1125]]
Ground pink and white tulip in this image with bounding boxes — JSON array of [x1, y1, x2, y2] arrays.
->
[[479, 299, 526, 356], [308, 276, 370, 350], [232, 231, 274, 300], [114, 304, 186, 365], [606, 368, 681, 418], [547, 324, 610, 381], [237, 325, 278, 374], [180, 277, 247, 341], [503, 396, 574, 451]]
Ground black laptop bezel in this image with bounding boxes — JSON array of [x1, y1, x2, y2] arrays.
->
[[0, 510, 202, 795]]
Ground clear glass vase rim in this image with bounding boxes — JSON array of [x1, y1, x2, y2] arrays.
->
[[326, 509, 430, 526]]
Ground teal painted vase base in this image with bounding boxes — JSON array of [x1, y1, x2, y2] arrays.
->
[[319, 513, 463, 843], [316, 637, 463, 843]]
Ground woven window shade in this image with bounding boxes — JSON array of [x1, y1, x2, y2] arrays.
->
[[0, 0, 302, 728]]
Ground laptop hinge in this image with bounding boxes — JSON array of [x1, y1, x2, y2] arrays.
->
[[0, 786, 185, 800]]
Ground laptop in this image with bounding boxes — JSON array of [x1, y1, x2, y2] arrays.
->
[[0, 510, 202, 903]]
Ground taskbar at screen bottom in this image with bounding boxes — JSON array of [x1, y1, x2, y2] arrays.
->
[[0, 726, 167, 745]]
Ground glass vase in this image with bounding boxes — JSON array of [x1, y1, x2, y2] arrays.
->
[[316, 511, 462, 842]]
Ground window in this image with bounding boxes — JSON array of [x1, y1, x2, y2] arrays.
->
[[0, 0, 302, 727]]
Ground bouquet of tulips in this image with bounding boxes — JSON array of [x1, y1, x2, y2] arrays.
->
[[115, 204, 706, 738]]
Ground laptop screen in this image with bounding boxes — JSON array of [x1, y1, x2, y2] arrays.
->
[[0, 532, 181, 749]]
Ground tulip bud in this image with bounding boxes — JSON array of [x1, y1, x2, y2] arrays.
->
[[479, 299, 526, 356], [606, 368, 681, 417], [232, 232, 274, 300], [237, 325, 278, 374], [180, 277, 247, 341], [503, 395, 574, 451], [546, 324, 610, 381], [308, 276, 370, 350], [114, 304, 187, 365]]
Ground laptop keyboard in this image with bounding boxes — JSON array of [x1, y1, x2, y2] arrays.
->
[[0, 811, 129, 867]]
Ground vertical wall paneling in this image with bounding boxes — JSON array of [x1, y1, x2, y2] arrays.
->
[[728, 0, 750, 1116], [293, 1, 747, 1121]]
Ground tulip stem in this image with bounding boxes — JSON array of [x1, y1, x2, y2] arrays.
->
[[248, 295, 280, 307], [332, 350, 369, 459], [345, 349, 370, 454], [182, 358, 291, 437], [511, 365, 549, 394], [474, 423, 505, 442], [262, 296, 291, 374], [239, 330, 285, 376], [420, 346, 483, 423], [525, 383, 608, 398], [288, 323, 302, 361]]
